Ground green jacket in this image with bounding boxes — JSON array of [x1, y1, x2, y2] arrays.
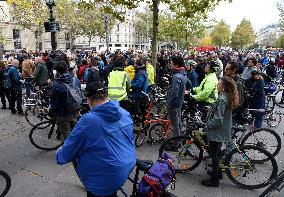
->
[[193, 72, 218, 104], [33, 62, 49, 86]]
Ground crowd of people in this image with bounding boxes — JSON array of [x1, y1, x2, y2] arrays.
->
[[0, 48, 283, 196]]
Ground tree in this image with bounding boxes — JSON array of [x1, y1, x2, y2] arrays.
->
[[231, 18, 256, 49], [7, 0, 48, 50], [200, 35, 213, 46], [277, 2, 284, 29], [275, 33, 284, 48], [211, 20, 230, 48]]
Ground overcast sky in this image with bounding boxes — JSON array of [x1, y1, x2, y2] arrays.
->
[[210, 0, 282, 32]]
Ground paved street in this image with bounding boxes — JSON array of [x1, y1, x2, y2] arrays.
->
[[0, 108, 283, 197]]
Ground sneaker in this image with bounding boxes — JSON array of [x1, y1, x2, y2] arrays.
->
[[201, 179, 219, 187]]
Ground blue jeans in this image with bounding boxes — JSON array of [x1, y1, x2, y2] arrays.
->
[[25, 78, 33, 98], [167, 107, 182, 137]]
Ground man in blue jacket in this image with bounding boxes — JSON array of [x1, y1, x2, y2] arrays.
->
[[167, 56, 188, 137], [56, 81, 136, 197]]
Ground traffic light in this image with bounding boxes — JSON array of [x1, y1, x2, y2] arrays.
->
[[44, 21, 60, 33]]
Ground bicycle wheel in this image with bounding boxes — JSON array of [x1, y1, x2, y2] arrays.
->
[[275, 89, 284, 108], [0, 170, 11, 197], [135, 125, 149, 147], [25, 105, 50, 128], [159, 136, 203, 172], [29, 120, 63, 151], [149, 123, 168, 143], [225, 145, 278, 189], [266, 111, 281, 127], [259, 170, 284, 197], [240, 128, 281, 160]]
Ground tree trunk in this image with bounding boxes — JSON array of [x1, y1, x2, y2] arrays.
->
[[151, 0, 159, 83]]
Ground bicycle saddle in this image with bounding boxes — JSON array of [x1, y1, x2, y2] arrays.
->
[[136, 159, 153, 172]]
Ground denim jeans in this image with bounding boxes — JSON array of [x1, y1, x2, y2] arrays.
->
[[9, 86, 23, 113], [25, 77, 33, 98], [167, 107, 182, 137]]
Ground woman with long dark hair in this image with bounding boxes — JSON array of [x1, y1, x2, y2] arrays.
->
[[201, 76, 239, 187]]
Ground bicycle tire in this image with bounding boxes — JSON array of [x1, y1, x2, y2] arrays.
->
[[135, 126, 148, 147], [159, 136, 203, 172], [0, 170, 11, 197], [267, 111, 281, 127], [29, 120, 63, 151], [275, 89, 284, 108], [259, 170, 284, 197], [225, 145, 278, 189], [240, 128, 281, 160], [149, 123, 167, 143], [25, 106, 50, 128]]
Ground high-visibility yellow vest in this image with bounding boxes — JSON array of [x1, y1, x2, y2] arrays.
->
[[146, 63, 155, 85], [108, 70, 128, 101]]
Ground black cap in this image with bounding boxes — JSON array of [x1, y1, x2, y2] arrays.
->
[[85, 82, 107, 98]]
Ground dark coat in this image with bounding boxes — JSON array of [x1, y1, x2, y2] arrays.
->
[[167, 68, 187, 109], [50, 72, 81, 117]]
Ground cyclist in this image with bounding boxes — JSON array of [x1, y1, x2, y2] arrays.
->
[[202, 76, 239, 187], [167, 56, 187, 137], [56, 81, 136, 197], [108, 57, 131, 107], [192, 61, 219, 118], [49, 60, 81, 139]]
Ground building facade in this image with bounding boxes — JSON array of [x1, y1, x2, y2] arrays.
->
[[0, 1, 71, 51], [257, 23, 283, 47], [73, 10, 151, 52]]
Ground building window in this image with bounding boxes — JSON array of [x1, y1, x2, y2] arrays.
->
[[109, 44, 112, 47], [116, 35, 119, 42], [125, 25, 127, 32], [109, 36, 112, 42], [125, 35, 127, 43], [116, 24, 120, 32], [66, 43, 71, 49], [125, 44, 127, 47], [65, 33, 70, 41], [115, 44, 121, 47], [14, 40, 21, 49], [129, 35, 131, 43], [13, 29, 20, 39]]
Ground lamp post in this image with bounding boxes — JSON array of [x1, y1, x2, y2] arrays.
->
[[45, 0, 57, 51]]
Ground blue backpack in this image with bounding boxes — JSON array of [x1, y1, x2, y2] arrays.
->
[[83, 67, 89, 82], [138, 153, 176, 197]]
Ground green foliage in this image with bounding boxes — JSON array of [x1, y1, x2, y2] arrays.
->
[[277, 2, 284, 29], [275, 33, 284, 48], [231, 18, 256, 49], [211, 19, 231, 47]]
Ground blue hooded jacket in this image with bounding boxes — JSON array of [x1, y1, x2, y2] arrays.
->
[[131, 69, 149, 99], [56, 101, 136, 196]]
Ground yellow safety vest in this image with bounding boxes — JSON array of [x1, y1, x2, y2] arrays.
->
[[146, 63, 155, 85], [108, 70, 128, 101]]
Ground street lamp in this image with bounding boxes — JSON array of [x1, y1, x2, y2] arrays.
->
[[45, 0, 57, 51]]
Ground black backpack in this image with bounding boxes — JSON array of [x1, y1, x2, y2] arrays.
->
[[63, 77, 83, 113]]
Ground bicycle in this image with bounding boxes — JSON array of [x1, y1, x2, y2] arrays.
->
[[29, 119, 63, 151], [135, 95, 172, 147], [24, 85, 52, 129], [259, 169, 284, 197], [159, 127, 278, 189], [0, 170, 11, 197]]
